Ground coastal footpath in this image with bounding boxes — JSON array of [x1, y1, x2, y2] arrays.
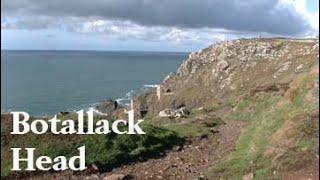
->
[[1, 38, 319, 180]]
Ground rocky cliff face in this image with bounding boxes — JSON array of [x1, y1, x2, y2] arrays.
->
[[134, 38, 319, 117]]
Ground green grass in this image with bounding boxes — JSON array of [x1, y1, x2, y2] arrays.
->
[[297, 138, 319, 152], [2, 107, 224, 177], [1, 105, 228, 177], [1, 115, 185, 177], [206, 69, 319, 179], [144, 109, 225, 138], [165, 119, 218, 138], [208, 101, 293, 179]]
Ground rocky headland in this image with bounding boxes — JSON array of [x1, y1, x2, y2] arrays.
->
[[132, 38, 319, 118], [1, 38, 319, 180]]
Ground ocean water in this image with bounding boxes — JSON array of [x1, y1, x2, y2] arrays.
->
[[1, 50, 187, 115]]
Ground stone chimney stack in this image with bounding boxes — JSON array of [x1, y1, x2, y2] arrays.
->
[[130, 99, 134, 110], [156, 85, 161, 101]]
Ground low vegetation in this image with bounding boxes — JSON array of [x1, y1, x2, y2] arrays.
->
[[1, 114, 185, 177], [206, 65, 319, 179]]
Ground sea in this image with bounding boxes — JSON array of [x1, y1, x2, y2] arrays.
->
[[1, 50, 188, 116]]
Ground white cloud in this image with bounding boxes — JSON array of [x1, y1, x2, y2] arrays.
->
[[309, 11, 319, 32], [65, 18, 232, 44], [2, 0, 318, 49], [278, 0, 319, 37], [2, 16, 286, 46], [2, 0, 313, 35]]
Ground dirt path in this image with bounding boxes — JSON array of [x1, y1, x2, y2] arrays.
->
[[281, 156, 319, 180], [102, 121, 247, 180], [21, 121, 247, 180]]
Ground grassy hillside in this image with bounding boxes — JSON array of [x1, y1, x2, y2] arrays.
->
[[206, 64, 319, 179]]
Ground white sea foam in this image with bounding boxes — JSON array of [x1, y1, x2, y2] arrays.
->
[[115, 90, 135, 106], [70, 84, 159, 115], [88, 107, 109, 116], [116, 84, 159, 105], [143, 84, 159, 88], [4, 83, 158, 117]]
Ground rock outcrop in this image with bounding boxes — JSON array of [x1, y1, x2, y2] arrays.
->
[[96, 100, 122, 115], [134, 38, 319, 117], [158, 107, 189, 118]]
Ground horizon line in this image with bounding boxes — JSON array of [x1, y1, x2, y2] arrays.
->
[[1, 49, 190, 53]]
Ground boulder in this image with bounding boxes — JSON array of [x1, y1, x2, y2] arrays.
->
[[242, 173, 254, 180], [217, 60, 230, 71], [59, 111, 71, 116], [174, 107, 189, 118], [295, 64, 304, 72], [96, 100, 122, 115], [158, 107, 189, 118], [103, 174, 129, 180], [159, 108, 175, 118]]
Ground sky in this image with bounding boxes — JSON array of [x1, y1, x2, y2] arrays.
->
[[1, 0, 319, 52]]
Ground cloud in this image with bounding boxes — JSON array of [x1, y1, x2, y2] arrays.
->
[[278, 0, 319, 36], [2, 0, 316, 35], [72, 19, 207, 43], [1, 0, 318, 47], [1, 16, 243, 44]]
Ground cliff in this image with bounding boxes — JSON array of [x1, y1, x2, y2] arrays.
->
[[134, 38, 319, 117], [126, 38, 319, 179]]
